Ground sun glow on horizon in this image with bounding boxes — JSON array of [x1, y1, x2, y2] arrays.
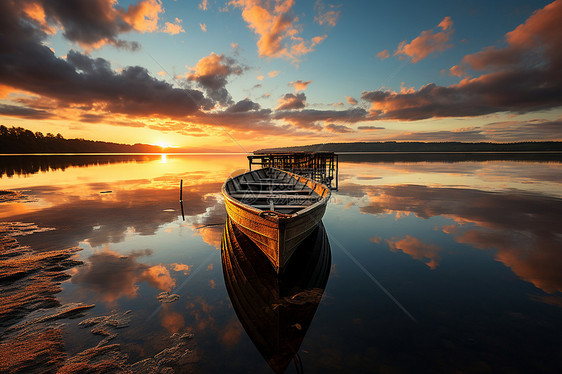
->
[[152, 142, 176, 150]]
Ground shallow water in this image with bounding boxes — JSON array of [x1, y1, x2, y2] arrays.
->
[[1, 154, 561, 373]]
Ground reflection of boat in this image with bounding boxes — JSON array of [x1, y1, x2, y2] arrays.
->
[[222, 167, 331, 272], [221, 217, 331, 374]]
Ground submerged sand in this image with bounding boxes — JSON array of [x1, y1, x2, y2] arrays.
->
[[0, 218, 198, 373]]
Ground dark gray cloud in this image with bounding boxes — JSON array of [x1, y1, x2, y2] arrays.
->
[[325, 123, 353, 133], [358, 126, 384, 131], [0, 1, 212, 120], [276, 93, 307, 110], [226, 98, 261, 113], [0, 104, 51, 119], [274, 107, 368, 129]]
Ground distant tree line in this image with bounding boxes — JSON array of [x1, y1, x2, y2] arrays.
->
[[0, 125, 162, 153], [0, 154, 160, 178], [256, 141, 562, 154]]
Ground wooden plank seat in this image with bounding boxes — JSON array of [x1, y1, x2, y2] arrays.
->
[[239, 181, 296, 186], [251, 205, 311, 209], [230, 190, 312, 195], [229, 194, 319, 200]]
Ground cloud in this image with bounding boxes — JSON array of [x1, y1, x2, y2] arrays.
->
[[120, 0, 163, 33], [199, 0, 208, 11], [6, 177, 222, 250], [0, 104, 51, 119], [0, 1, 213, 120], [448, 64, 465, 77], [200, 23, 207, 32], [274, 107, 368, 129], [376, 49, 389, 60], [386, 235, 442, 270], [357, 125, 384, 131], [362, 2, 562, 121], [325, 123, 353, 133], [142, 264, 175, 291], [230, 0, 326, 62], [163, 18, 185, 35], [226, 98, 261, 112], [347, 96, 358, 105], [37, 0, 163, 50], [290, 80, 312, 92], [71, 249, 176, 304], [172, 263, 192, 275], [276, 93, 307, 110], [314, 0, 340, 27], [268, 70, 280, 78], [348, 183, 562, 294], [394, 16, 454, 63], [185, 52, 244, 106]]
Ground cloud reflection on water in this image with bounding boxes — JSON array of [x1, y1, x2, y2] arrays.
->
[[339, 182, 562, 294], [70, 249, 176, 304]]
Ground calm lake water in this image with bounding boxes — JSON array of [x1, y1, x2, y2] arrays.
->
[[1, 154, 561, 373]]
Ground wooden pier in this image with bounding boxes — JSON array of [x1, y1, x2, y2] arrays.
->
[[248, 152, 338, 190]]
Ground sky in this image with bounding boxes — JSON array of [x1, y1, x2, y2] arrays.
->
[[0, 0, 561, 152]]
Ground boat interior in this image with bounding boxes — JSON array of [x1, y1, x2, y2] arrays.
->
[[224, 168, 329, 215]]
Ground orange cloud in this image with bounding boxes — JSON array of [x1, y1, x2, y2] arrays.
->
[[377, 49, 389, 60], [187, 53, 242, 81], [172, 263, 192, 275], [186, 52, 244, 105], [200, 23, 207, 32], [369, 235, 382, 244], [231, 0, 326, 61], [290, 80, 312, 92], [121, 0, 163, 33], [448, 64, 465, 77], [220, 318, 243, 348], [142, 264, 176, 291], [386, 235, 442, 269], [199, 0, 208, 11], [161, 310, 185, 334], [347, 96, 358, 105], [22, 2, 56, 35], [163, 18, 185, 35], [314, 1, 340, 27], [394, 16, 454, 63], [268, 70, 280, 78]]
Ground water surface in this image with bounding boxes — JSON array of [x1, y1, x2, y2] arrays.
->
[[1, 154, 561, 373]]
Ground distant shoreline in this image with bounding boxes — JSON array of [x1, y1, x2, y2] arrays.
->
[[2, 151, 561, 157], [255, 141, 562, 154]]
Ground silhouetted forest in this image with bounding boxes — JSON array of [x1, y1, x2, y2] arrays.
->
[[0, 154, 161, 178], [256, 141, 562, 153], [0, 125, 163, 153]]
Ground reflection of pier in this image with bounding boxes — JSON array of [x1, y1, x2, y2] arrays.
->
[[221, 217, 331, 373], [248, 152, 338, 190]]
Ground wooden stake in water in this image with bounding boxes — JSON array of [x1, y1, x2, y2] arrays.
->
[[179, 179, 183, 202]]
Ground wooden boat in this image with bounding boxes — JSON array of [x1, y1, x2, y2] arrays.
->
[[222, 167, 331, 272], [221, 217, 331, 373]]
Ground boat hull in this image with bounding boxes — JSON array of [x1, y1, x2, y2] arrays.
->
[[221, 217, 331, 373], [222, 168, 330, 272]]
